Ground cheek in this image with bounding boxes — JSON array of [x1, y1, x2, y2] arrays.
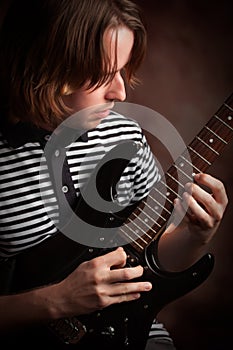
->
[[62, 93, 86, 112], [62, 87, 106, 113]]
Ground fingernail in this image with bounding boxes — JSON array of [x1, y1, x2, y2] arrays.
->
[[144, 283, 152, 290], [194, 173, 201, 180], [133, 293, 141, 299]]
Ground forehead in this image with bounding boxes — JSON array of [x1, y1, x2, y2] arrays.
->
[[103, 25, 134, 69]]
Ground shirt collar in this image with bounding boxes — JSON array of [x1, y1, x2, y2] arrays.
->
[[0, 120, 88, 148]]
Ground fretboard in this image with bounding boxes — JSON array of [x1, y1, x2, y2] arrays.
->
[[120, 93, 233, 252]]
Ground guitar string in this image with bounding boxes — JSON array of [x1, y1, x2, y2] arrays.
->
[[179, 155, 201, 174], [150, 188, 173, 208], [118, 186, 177, 248], [146, 193, 171, 216]]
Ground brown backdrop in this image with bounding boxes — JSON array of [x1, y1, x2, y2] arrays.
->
[[129, 1, 233, 349]]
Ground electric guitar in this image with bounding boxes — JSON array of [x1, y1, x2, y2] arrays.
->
[[0, 93, 233, 349]]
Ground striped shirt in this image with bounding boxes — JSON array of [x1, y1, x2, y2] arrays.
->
[[0, 111, 160, 257], [0, 110, 173, 344]]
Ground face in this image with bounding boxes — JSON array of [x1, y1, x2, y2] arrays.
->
[[62, 25, 134, 130]]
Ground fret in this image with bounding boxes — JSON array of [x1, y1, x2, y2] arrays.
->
[[140, 201, 167, 222], [122, 212, 159, 249], [214, 114, 233, 132], [204, 126, 227, 144], [160, 179, 181, 199], [166, 171, 185, 189], [179, 155, 201, 174], [138, 201, 164, 220], [119, 226, 138, 243], [196, 136, 219, 155], [131, 209, 163, 232], [142, 195, 171, 227], [169, 162, 194, 187], [224, 102, 233, 112], [122, 216, 151, 244], [126, 218, 149, 243], [190, 138, 220, 165], [145, 189, 176, 228], [125, 199, 163, 232], [212, 110, 233, 135], [120, 226, 144, 250], [142, 190, 169, 218], [187, 146, 211, 165], [158, 176, 178, 209], [173, 164, 193, 182], [152, 187, 174, 204], [150, 181, 178, 211]]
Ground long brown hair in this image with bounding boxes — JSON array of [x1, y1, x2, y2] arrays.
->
[[0, 0, 147, 129]]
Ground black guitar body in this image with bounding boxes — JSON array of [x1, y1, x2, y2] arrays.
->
[[0, 235, 214, 350], [76, 243, 214, 350], [0, 141, 215, 349]]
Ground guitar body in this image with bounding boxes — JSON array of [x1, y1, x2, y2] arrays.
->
[[0, 234, 214, 349], [0, 140, 215, 349]]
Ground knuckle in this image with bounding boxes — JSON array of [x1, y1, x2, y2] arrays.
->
[[89, 258, 100, 269], [208, 220, 215, 229], [91, 254, 107, 269], [122, 269, 132, 280], [94, 287, 107, 308], [92, 270, 103, 284], [205, 195, 214, 207], [96, 296, 107, 309], [216, 180, 224, 193], [117, 248, 127, 262], [215, 211, 223, 222]]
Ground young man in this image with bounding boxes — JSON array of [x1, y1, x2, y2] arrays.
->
[[0, 1, 228, 349]]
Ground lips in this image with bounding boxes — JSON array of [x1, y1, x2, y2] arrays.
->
[[96, 109, 111, 119], [95, 102, 114, 119]]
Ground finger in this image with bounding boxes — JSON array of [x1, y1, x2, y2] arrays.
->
[[108, 291, 141, 304], [184, 181, 224, 221], [172, 198, 188, 227], [194, 173, 228, 207], [110, 281, 152, 297], [182, 191, 214, 228], [100, 247, 127, 269], [118, 292, 141, 303], [108, 264, 144, 283]]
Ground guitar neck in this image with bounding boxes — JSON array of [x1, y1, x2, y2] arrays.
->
[[120, 93, 233, 252]]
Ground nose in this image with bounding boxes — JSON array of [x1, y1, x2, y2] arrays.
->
[[105, 72, 126, 102]]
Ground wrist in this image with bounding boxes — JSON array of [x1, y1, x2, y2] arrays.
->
[[33, 281, 66, 321]]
